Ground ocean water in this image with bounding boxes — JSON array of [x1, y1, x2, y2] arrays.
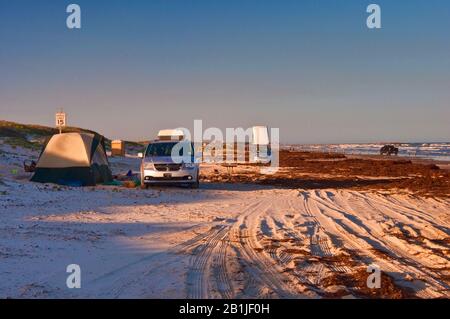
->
[[284, 143, 450, 162]]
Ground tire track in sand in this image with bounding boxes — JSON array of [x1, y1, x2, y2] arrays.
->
[[228, 196, 301, 298], [184, 200, 262, 299], [308, 190, 448, 298]]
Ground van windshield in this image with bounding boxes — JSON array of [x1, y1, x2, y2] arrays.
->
[[145, 142, 194, 158]]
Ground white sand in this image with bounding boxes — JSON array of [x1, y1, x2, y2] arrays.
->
[[0, 147, 449, 298]]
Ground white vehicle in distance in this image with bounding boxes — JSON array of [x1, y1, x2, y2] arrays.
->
[[139, 130, 200, 189]]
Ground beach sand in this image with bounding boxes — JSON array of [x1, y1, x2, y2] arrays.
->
[[0, 146, 449, 298]]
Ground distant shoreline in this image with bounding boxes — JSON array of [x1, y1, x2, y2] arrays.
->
[[283, 142, 450, 163], [345, 153, 450, 170]]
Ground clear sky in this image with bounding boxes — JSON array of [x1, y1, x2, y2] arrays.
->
[[1, 0, 449, 143]]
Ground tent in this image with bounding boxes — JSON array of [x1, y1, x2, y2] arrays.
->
[[31, 132, 112, 186]]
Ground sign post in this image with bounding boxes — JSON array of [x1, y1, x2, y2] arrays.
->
[[55, 110, 66, 134]]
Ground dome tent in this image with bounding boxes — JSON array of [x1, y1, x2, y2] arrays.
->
[[31, 132, 112, 186]]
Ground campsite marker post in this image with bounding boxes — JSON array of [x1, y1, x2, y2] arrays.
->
[[55, 110, 66, 134]]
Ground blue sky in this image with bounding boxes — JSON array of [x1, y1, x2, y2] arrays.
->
[[1, 0, 449, 143]]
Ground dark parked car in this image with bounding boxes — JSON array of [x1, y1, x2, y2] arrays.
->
[[380, 145, 399, 156]]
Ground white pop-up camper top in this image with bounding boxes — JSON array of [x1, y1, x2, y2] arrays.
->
[[157, 129, 184, 141], [251, 126, 271, 163]]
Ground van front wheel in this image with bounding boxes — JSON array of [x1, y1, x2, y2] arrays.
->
[[140, 177, 148, 189], [141, 183, 149, 189], [190, 180, 199, 189]]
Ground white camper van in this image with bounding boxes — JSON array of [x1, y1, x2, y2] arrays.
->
[[139, 130, 200, 188]]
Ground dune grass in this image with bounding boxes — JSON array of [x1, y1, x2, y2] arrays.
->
[[0, 120, 145, 154], [0, 120, 103, 150]]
